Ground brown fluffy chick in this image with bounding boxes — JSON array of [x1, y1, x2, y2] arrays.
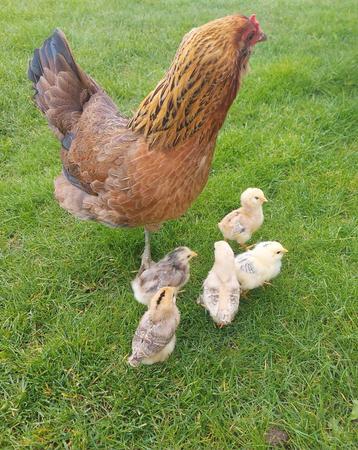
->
[[131, 247, 197, 305], [28, 15, 266, 269], [128, 286, 180, 367], [218, 188, 267, 248]]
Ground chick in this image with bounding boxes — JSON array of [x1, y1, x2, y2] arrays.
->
[[131, 247, 197, 305], [218, 188, 267, 248], [128, 286, 180, 366], [235, 241, 288, 292], [198, 241, 240, 327]]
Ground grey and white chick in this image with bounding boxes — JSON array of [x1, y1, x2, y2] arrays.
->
[[218, 187, 267, 248], [235, 241, 288, 292], [131, 246, 197, 305], [198, 241, 240, 327], [128, 286, 180, 366]]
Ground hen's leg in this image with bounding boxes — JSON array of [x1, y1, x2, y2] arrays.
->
[[139, 229, 152, 274]]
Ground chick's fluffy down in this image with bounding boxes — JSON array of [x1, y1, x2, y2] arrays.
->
[[131, 247, 197, 305], [218, 188, 267, 245], [128, 287, 180, 366], [198, 241, 240, 326], [235, 241, 288, 291]]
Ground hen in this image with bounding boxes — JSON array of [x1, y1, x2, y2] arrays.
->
[[28, 14, 266, 268]]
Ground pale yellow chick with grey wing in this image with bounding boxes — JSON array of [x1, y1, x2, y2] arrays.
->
[[131, 246, 197, 305], [218, 188, 267, 248], [235, 241, 288, 293], [197, 241, 240, 327], [128, 286, 180, 366]]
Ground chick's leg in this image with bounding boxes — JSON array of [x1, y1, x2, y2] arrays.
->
[[239, 243, 254, 251], [236, 238, 249, 251], [139, 229, 152, 273]]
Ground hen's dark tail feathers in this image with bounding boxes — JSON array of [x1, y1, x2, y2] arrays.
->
[[28, 29, 99, 140]]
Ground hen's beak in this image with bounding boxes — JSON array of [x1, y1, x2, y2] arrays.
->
[[258, 32, 267, 42]]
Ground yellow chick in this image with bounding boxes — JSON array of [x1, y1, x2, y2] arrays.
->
[[197, 241, 240, 327], [131, 246, 197, 305], [218, 187, 268, 248], [235, 241, 288, 292], [128, 286, 180, 366]]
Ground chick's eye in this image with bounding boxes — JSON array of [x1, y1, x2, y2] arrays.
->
[[254, 196, 259, 200], [276, 251, 281, 254]]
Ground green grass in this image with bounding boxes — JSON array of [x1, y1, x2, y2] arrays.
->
[[1, 0, 357, 447]]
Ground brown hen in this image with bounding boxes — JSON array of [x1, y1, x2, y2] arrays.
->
[[28, 14, 266, 268]]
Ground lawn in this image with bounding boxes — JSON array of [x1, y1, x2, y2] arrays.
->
[[0, 0, 357, 448]]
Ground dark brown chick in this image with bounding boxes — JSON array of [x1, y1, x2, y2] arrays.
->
[[28, 14, 266, 268]]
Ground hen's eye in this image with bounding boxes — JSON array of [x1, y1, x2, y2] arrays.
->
[[247, 31, 255, 41]]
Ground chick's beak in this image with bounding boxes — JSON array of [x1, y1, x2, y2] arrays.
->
[[262, 196, 268, 203], [282, 248, 289, 253], [191, 251, 198, 258]]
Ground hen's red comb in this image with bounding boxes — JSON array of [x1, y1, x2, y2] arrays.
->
[[249, 14, 261, 33], [248, 14, 266, 43], [249, 14, 259, 26]]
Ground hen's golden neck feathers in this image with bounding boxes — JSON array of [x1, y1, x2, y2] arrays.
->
[[129, 15, 252, 149]]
